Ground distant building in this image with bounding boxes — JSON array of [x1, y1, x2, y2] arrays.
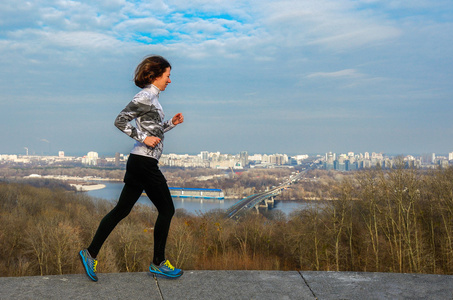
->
[[115, 152, 120, 167], [345, 160, 358, 171], [422, 153, 435, 164], [334, 159, 346, 171], [200, 151, 209, 161], [324, 162, 334, 170], [365, 152, 370, 160], [82, 151, 98, 166], [248, 154, 262, 163], [326, 152, 335, 163], [439, 159, 449, 168], [240, 151, 248, 167]]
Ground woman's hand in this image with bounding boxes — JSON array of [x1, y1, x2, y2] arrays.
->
[[172, 113, 184, 125], [144, 136, 161, 148]]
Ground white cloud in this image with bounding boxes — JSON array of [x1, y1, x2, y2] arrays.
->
[[307, 69, 364, 78], [307, 25, 401, 49], [113, 17, 168, 42], [2, 28, 123, 55], [260, 0, 402, 51]]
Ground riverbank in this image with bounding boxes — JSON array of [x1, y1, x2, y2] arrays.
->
[[70, 183, 106, 192], [24, 174, 121, 182], [23, 174, 119, 192]]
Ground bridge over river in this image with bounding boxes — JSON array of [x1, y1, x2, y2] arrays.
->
[[225, 166, 312, 219]]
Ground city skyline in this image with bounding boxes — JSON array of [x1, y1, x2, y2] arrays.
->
[[3, 148, 453, 160], [4, 144, 453, 160], [1, 1, 452, 155], [3, 148, 453, 172]]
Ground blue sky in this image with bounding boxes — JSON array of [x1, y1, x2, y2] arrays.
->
[[1, 0, 452, 156]]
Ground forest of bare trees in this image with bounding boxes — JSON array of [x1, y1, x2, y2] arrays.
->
[[1, 164, 453, 277]]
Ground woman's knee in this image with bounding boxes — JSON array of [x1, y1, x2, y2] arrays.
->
[[168, 204, 175, 217], [110, 204, 133, 221], [156, 198, 174, 219], [160, 204, 174, 219]]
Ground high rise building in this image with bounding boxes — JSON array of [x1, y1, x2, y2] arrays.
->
[[115, 152, 120, 167], [326, 152, 335, 163], [82, 151, 99, 166], [200, 151, 209, 161], [240, 151, 248, 167], [422, 153, 435, 164]]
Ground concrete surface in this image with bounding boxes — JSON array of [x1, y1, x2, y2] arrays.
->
[[0, 270, 452, 300]]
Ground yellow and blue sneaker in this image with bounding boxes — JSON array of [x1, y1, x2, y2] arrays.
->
[[149, 260, 183, 279], [79, 249, 98, 282]]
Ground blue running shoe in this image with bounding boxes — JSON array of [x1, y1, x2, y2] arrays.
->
[[149, 260, 183, 278], [79, 249, 98, 282]]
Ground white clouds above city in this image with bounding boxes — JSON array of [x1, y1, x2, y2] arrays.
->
[[0, 0, 452, 156]]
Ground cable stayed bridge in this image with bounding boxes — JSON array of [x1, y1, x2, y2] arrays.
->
[[225, 166, 313, 220]]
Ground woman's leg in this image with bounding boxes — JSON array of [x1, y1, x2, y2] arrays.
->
[[143, 179, 175, 265], [87, 183, 143, 258]]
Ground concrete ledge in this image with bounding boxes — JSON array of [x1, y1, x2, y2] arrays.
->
[[0, 271, 452, 300], [302, 271, 453, 300]]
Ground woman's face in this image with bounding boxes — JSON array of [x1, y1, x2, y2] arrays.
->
[[152, 67, 171, 91]]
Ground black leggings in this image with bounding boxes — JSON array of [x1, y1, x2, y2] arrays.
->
[[87, 154, 174, 265]]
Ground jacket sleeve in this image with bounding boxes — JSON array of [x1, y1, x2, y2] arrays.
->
[[162, 119, 176, 133], [114, 97, 149, 143]]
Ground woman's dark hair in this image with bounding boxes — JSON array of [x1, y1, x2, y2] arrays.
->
[[134, 55, 171, 88]]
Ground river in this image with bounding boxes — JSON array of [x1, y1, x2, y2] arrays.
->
[[86, 182, 312, 216]]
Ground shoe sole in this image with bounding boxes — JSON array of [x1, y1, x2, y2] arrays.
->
[[79, 250, 98, 282], [149, 266, 183, 279]]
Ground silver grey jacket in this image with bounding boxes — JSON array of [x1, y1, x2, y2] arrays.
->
[[114, 84, 175, 161]]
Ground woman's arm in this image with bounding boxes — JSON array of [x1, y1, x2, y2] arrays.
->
[[163, 113, 184, 133], [114, 98, 149, 143]]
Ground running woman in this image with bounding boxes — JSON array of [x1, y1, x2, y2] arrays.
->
[[80, 55, 184, 281]]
